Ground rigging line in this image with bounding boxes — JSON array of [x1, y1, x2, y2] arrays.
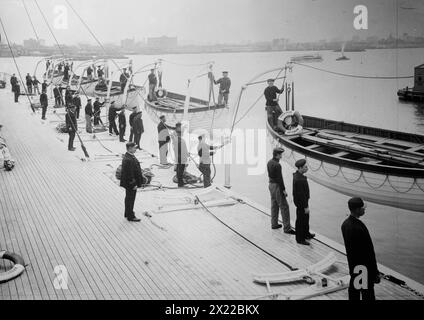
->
[[0, 16, 35, 113], [22, 0, 40, 41], [233, 92, 264, 126], [194, 195, 297, 271], [33, 0, 65, 57], [292, 62, 413, 79], [246, 75, 287, 87]]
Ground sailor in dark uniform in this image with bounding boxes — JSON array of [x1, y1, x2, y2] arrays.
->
[[65, 104, 78, 151], [85, 98, 94, 133], [93, 97, 105, 126], [129, 106, 137, 142], [120, 142, 143, 222], [41, 80, 48, 93], [264, 78, 284, 131], [40, 89, 48, 120], [108, 101, 120, 136], [25, 73, 33, 95], [341, 197, 380, 300], [148, 69, 157, 101], [213, 71, 231, 107], [118, 108, 127, 142], [53, 85, 62, 106], [72, 93, 82, 119], [292, 159, 315, 245], [10, 74, 17, 93]]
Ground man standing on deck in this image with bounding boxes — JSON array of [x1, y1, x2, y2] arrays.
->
[[129, 106, 137, 142], [72, 93, 81, 119], [32, 76, 40, 95], [97, 66, 104, 79], [342, 197, 380, 300], [120, 142, 142, 222], [148, 69, 157, 101], [93, 97, 105, 126], [118, 107, 127, 142], [133, 110, 144, 150], [120, 68, 128, 92], [65, 86, 73, 107], [10, 74, 17, 93], [85, 98, 94, 133], [13, 81, 20, 103], [213, 71, 231, 107], [41, 80, 48, 93], [40, 89, 48, 120], [25, 73, 33, 95], [65, 105, 77, 151], [264, 79, 284, 132], [173, 123, 189, 187], [157, 115, 175, 165], [197, 134, 222, 188], [292, 159, 315, 245], [267, 147, 295, 234], [53, 85, 62, 106], [87, 65, 93, 80], [108, 101, 120, 136]]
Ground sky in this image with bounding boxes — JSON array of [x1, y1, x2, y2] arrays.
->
[[1, 0, 424, 45]]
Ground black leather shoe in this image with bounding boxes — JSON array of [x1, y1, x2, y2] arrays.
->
[[127, 217, 141, 222], [272, 224, 282, 230], [68, 147, 76, 151], [297, 240, 310, 245], [284, 229, 296, 235], [306, 233, 316, 239]]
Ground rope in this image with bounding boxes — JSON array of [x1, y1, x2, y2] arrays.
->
[[0, 16, 35, 113], [22, 0, 40, 42], [194, 195, 297, 271], [33, 0, 65, 57], [233, 92, 264, 126], [292, 62, 413, 79]]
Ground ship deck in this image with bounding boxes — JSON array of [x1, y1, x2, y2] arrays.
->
[[0, 89, 423, 300]]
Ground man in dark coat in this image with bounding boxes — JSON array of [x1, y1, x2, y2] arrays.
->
[[25, 73, 33, 94], [132, 110, 144, 150], [65, 86, 73, 106], [93, 97, 104, 126], [292, 159, 315, 245], [129, 106, 137, 142], [10, 74, 17, 93], [172, 123, 188, 187], [32, 76, 40, 95], [72, 93, 82, 119], [264, 79, 284, 131], [342, 197, 380, 300], [85, 98, 94, 133], [65, 105, 78, 151], [87, 65, 93, 80], [63, 63, 70, 81], [118, 108, 127, 142], [267, 147, 295, 234], [108, 101, 120, 136], [120, 142, 143, 222], [13, 81, 20, 103], [41, 80, 48, 93], [213, 71, 231, 107], [148, 69, 157, 101], [53, 85, 62, 106], [157, 115, 175, 165], [40, 89, 48, 120]]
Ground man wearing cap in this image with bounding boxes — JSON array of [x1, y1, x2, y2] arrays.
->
[[129, 106, 138, 142], [118, 107, 127, 142], [148, 69, 157, 101], [65, 104, 78, 151], [132, 109, 144, 150], [120, 142, 143, 222], [342, 197, 380, 300], [292, 158, 315, 245], [214, 71, 231, 107], [264, 79, 284, 131], [197, 134, 222, 188], [13, 81, 20, 103], [53, 85, 62, 106], [157, 115, 175, 165], [10, 74, 17, 93], [40, 89, 48, 120], [93, 97, 105, 126], [41, 80, 48, 93], [267, 147, 295, 233], [85, 98, 94, 133]]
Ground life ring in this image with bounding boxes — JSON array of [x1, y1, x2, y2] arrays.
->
[[0, 250, 26, 283], [278, 110, 304, 136], [155, 88, 167, 99]]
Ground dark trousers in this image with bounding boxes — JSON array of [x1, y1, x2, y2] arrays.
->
[[68, 131, 75, 150], [121, 82, 126, 92], [348, 278, 375, 300], [109, 119, 119, 135], [55, 96, 62, 105], [41, 106, 47, 119], [134, 132, 142, 148], [129, 128, 134, 142], [269, 183, 291, 231], [124, 188, 137, 219], [199, 163, 211, 188], [176, 164, 186, 187], [14, 91, 19, 102], [27, 85, 32, 94], [119, 125, 126, 141], [295, 207, 310, 242], [76, 107, 80, 119], [94, 115, 103, 126]]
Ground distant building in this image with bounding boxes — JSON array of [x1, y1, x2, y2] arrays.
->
[[147, 36, 177, 49], [23, 38, 45, 49], [121, 38, 136, 49], [271, 38, 289, 50]]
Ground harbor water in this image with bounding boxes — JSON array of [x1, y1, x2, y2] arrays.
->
[[1, 47, 424, 284]]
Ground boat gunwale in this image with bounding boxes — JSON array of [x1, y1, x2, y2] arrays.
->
[[144, 98, 227, 114], [267, 121, 424, 178]]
